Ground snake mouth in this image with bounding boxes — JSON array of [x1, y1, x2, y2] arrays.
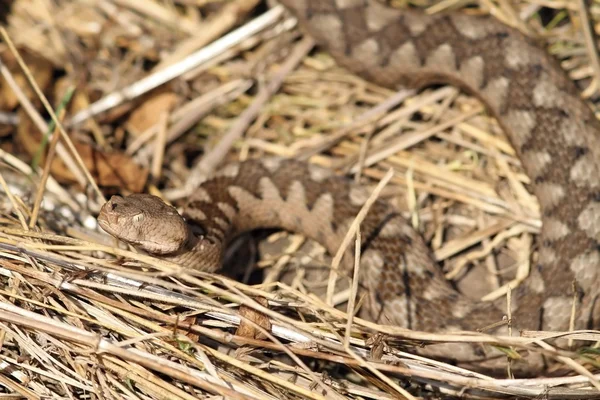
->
[[97, 215, 111, 229], [97, 201, 122, 237], [97, 214, 119, 239]]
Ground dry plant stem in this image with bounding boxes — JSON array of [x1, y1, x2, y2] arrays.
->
[[354, 124, 377, 182], [437, 128, 516, 162], [492, 0, 535, 36], [2, 326, 93, 394], [216, 284, 346, 400], [28, 108, 65, 229], [362, 167, 538, 229], [104, 348, 253, 400], [180, 15, 298, 82], [102, 358, 207, 400], [199, 341, 331, 400], [444, 222, 531, 280], [0, 151, 78, 211], [150, 112, 169, 180], [261, 234, 306, 285], [434, 220, 515, 261], [154, 0, 261, 70], [1, 229, 575, 347], [68, 6, 286, 126], [0, 61, 85, 187], [494, 148, 536, 206], [0, 174, 28, 229], [342, 347, 417, 400], [177, 274, 370, 348], [0, 259, 216, 341], [113, 0, 203, 35], [338, 231, 419, 400], [578, 0, 600, 96], [374, 86, 456, 133], [292, 309, 411, 399], [128, 79, 253, 157], [349, 106, 484, 174], [299, 89, 416, 160], [0, 303, 255, 399], [344, 230, 361, 346], [1, 279, 328, 400], [0, 372, 37, 400], [535, 339, 600, 391], [481, 232, 532, 302], [569, 281, 578, 348], [0, 28, 104, 202], [0, 243, 347, 362], [506, 286, 513, 378], [457, 120, 516, 156], [341, 139, 498, 199], [0, 228, 185, 274], [3, 239, 600, 398], [185, 36, 315, 190], [0, 63, 45, 133], [162, 79, 252, 143], [5, 232, 479, 344], [326, 168, 394, 305]]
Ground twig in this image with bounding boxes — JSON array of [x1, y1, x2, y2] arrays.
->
[[153, 0, 262, 70], [68, 5, 286, 126], [28, 106, 66, 229], [184, 36, 315, 190], [0, 28, 105, 202], [326, 168, 395, 305], [578, 0, 600, 97]]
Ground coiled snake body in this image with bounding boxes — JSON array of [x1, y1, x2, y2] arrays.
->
[[99, 0, 600, 363]]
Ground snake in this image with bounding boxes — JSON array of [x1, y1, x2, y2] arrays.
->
[[98, 0, 600, 366]]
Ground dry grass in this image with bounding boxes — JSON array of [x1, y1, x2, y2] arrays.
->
[[0, 0, 599, 398]]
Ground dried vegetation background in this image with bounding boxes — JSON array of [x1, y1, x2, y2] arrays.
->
[[0, 0, 599, 399]]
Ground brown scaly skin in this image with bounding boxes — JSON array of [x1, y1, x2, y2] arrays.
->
[[99, 1, 600, 372]]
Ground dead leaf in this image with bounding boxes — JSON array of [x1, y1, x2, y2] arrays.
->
[[125, 92, 180, 137], [176, 315, 200, 343], [17, 109, 148, 192], [0, 48, 53, 110], [235, 297, 271, 340]]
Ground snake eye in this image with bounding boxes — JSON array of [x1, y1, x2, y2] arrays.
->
[[132, 213, 144, 223]]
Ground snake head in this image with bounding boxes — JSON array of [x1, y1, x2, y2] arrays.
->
[[98, 194, 190, 255]]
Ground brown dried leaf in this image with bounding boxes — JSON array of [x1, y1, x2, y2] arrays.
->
[[0, 48, 53, 110], [17, 109, 148, 192], [124, 92, 181, 137], [235, 297, 271, 340]]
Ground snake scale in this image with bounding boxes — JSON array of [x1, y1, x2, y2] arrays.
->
[[98, 0, 600, 361]]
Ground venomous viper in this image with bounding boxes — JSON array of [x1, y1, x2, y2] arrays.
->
[[98, 0, 600, 368]]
